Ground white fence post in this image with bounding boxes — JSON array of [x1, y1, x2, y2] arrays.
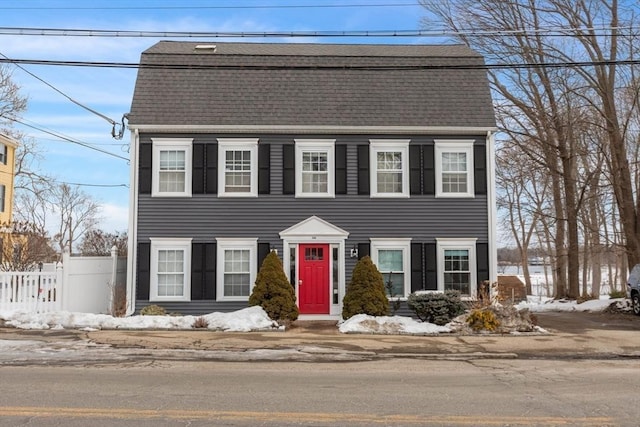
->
[[56, 261, 64, 311], [109, 245, 118, 314]]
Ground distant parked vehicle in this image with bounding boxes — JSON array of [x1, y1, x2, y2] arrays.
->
[[627, 264, 640, 316]]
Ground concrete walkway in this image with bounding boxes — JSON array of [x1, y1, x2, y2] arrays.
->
[[1, 312, 639, 363]]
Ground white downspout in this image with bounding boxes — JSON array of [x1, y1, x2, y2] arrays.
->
[[125, 128, 140, 316], [486, 130, 498, 288]]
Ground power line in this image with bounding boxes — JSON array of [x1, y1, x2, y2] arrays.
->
[[6, 117, 129, 161], [0, 51, 125, 139], [1, 56, 639, 71], [0, 25, 635, 38], [0, 2, 418, 11]]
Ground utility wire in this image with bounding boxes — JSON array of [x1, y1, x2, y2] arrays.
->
[[1, 56, 638, 71], [0, 2, 419, 11], [7, 116, 129, 161], [0, 25, 634, 38], [0, 51, 125, 139]]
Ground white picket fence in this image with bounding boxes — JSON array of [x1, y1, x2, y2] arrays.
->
[[0, 267, 63, 313], [0, 247, 126, 314]]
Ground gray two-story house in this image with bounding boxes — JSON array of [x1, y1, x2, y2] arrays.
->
[[125, 41, 497, 319]]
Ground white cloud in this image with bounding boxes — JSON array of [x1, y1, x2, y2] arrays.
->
[[98, 202, 129, 232]]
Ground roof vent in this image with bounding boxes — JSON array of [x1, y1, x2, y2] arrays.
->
[[195, 44, 217, 52]]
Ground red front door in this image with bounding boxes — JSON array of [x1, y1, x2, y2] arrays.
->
[[298, 244, 330, 314]]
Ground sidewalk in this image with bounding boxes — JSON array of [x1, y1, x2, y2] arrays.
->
[[1, 312, 639, 362]]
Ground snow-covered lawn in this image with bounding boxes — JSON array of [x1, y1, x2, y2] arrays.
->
[[517, 296, 630, 313], [0, 297, 631, 334]]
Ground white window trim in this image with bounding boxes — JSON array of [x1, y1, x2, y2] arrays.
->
[[216, 238, 258, 302], [149, 237, 192, 302], [369, 140, 410, 198], [436, 238, 477, 299], [370, 238, 412, 298], [294, 139, 335, 198], [434, 140, 475, 198], [217, 138, 259, 197], [151, 138, 193, 197]]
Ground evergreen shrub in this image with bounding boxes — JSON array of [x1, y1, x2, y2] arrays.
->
[[249, 251, 299, 322], [342, 256, 389, 319], [407, 290, 465, 325]]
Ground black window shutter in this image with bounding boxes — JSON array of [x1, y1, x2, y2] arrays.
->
[[476, 242, 489, 289], [335, 145, 347, 195], [283, 145, 295, 195], [258, 144, 271, 194], [357, 145, 370, 195], [258, 242, 271, 269], [139, 143, 152, 194], [474, 144, 487, 195], [204, 243, 216, 299], [358, 243, 370, 259], [423, 145, 435, 195], [424, 243, 437, 291], [192, 143, 205, 194], [191, 243, 205, 300], [410, 242, 424, 292], [409, 145, 422, 195], [205, 143, 218, 194], [136, 242, 151, 300]]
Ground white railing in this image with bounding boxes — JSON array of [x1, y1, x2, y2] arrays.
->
[[0, 265, 63, 313]]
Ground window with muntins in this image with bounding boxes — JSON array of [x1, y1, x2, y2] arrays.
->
[[437, 238, 477, 298], [435, 141, 474, 198], [218, 138, 258, 197], [151, 139, 193, 197], [444, 249, 470, 294], [150, 238, 192, 301], [216, 238, 257, 301], [370, 140, 409, 197], [295, 140, 335, 198]]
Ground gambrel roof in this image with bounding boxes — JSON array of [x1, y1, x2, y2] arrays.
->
[[128, 41, 496, 129]]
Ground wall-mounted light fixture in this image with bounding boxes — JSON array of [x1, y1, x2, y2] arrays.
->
[[350, 245, 358, 258]]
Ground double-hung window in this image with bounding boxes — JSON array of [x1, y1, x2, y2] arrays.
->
[[151, 138, 193, 197], [437, 238, 477, 298], [435, 141, 474, 198], [216, 238, 257, 301], [150, 238, 192, 301], [370, 238, 411, 298], [218, 138, 258, 197], [370, 140, 409, 197], [295, 140, 335, 198]]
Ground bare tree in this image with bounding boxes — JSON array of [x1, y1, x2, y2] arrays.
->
[[0, 222, 57, 271], [78, 229, 127, 256], [0, 64, 27, 131], [51, 184, 101, 254], [421, 0, 640, 297]]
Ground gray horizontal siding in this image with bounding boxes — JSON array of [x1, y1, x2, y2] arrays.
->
[[137, 133, 489, 242], [137, 196, 488, 242]]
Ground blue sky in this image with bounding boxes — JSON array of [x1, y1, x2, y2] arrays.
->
[[0, 0, 432, 232]]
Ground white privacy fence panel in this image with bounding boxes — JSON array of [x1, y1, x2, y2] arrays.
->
[[0, 247, 127, 314]]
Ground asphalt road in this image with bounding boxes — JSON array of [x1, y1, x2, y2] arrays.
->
[[536, 310, 640, 333], [0, 359, 638, 426]]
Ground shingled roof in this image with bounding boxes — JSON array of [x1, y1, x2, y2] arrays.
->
[[128, 41, 496, 130]]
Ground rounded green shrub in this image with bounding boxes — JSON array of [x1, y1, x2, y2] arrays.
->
[[140, 304, 166, 316], [249, 251, 299, 322], [342, 255, 389, 319], [407, 290, 465, 325]]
